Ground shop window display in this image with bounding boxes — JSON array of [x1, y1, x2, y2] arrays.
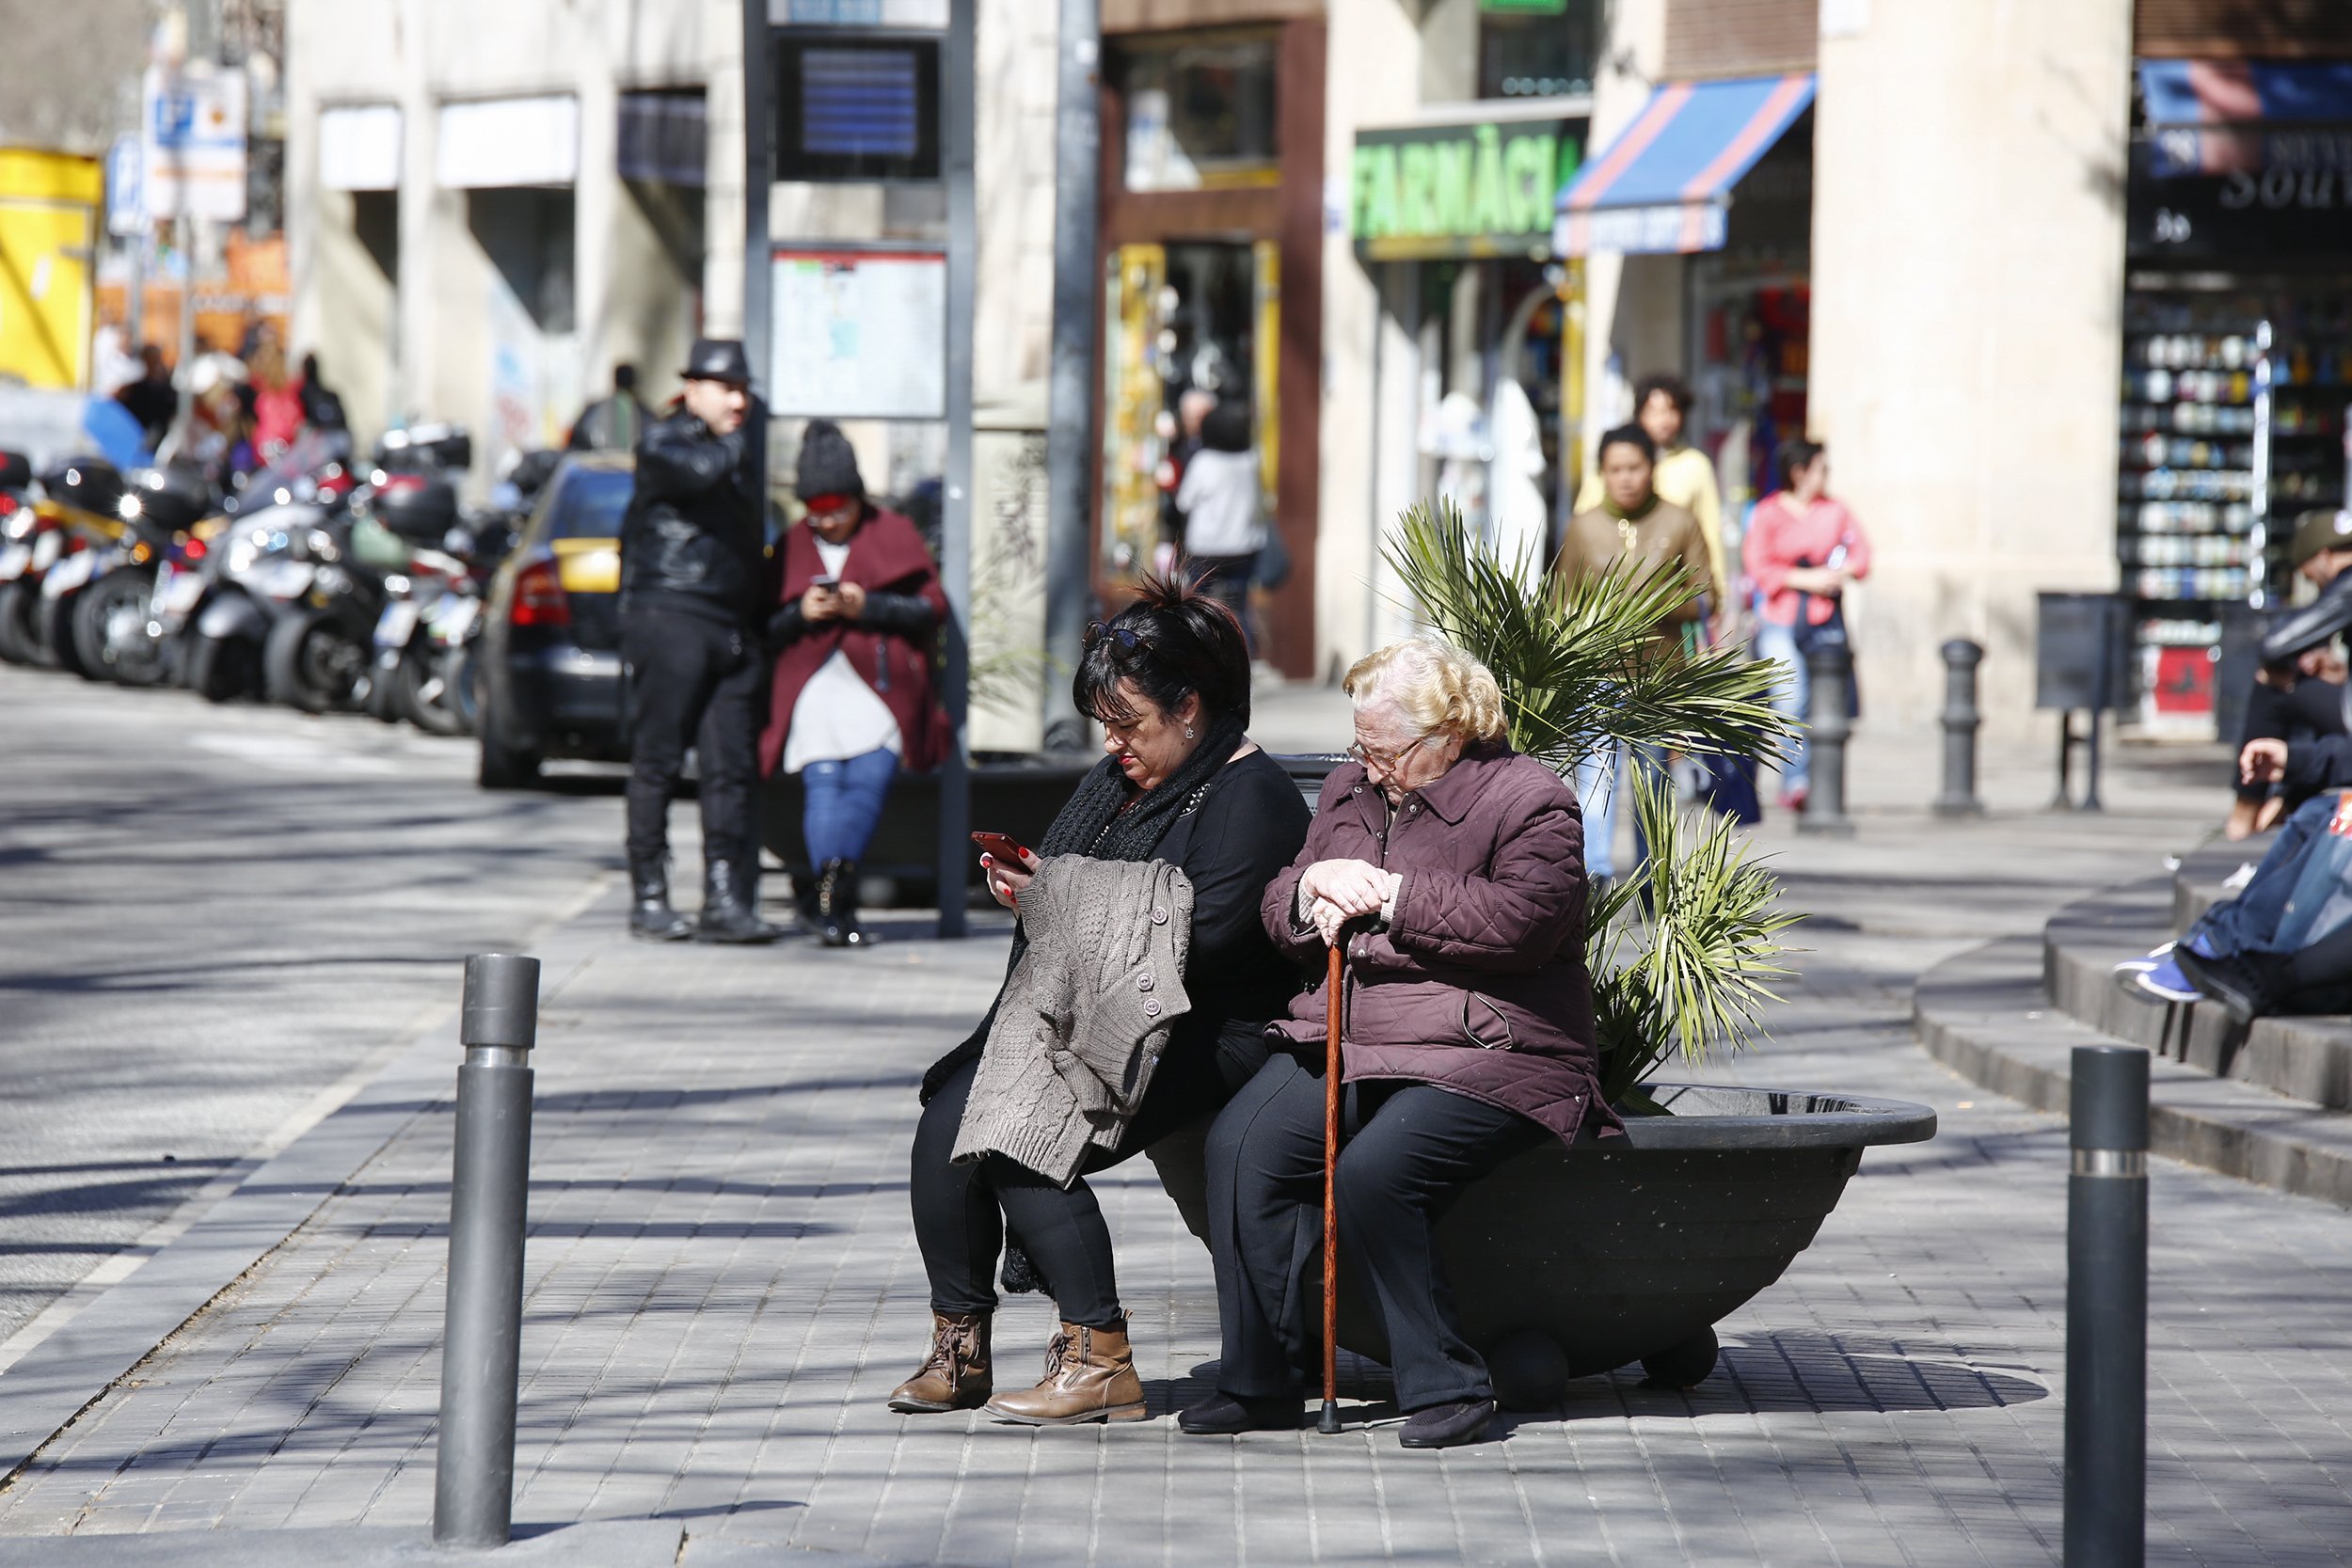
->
[[1117, 37, 1279, 194]]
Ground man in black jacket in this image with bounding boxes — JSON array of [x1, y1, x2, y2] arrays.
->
[[618, 338, 780, 943]]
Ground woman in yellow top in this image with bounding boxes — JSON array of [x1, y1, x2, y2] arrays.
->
[[1573, 372, 1725, 626]]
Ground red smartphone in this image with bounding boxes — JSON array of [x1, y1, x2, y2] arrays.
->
[[970, 831, 1033, 864]]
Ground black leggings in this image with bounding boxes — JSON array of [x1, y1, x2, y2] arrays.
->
[[1204, 1052, 1549, 1412], [910, 1040, 1242, 1330]]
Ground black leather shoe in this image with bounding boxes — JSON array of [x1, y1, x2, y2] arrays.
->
[[2174, 945, 2281, 1024], [1176, 1392, 1297, 1434], [628, 858, 693, 942], [1398, 1397, 1496, 1449], [696, 860, 781, 944]]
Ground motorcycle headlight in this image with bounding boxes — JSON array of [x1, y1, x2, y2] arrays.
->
[[307, 529, 340, 561], [3, 512, 31, 541]]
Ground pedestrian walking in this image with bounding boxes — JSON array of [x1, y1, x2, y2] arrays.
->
[[1575, 372, 1728, 637], [892, 578, 1309, 1425], [116, 345, 177, 451], [1175, 402, 1266, 653], [1552, 423, 1712, 894], [1742, 438, 1870, 813], [569, 363, 649, 453], [1184, 639, 1618, 1449], [758, 421, 951, 948], [617, 338, 780, 945]]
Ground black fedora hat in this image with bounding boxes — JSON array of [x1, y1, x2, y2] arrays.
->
[[681, 338, 754, 386]]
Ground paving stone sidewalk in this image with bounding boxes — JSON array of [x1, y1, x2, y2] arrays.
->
[[1, 740, 2348, 1565]]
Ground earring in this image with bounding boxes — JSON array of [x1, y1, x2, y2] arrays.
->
[[1184, 725, 1196, 739]]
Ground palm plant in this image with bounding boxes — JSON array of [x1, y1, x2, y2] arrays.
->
[[1384, 499, 1802, 1113]]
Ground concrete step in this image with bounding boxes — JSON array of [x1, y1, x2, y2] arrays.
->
[[2043, 877, 2352, 1110], [1914, 933, 2352, 1210]]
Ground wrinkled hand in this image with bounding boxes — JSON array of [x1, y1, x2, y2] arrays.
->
[[980, 848, 1041, 911], [802, 583, 842, 622], [2241, 737, 2289, 786], [835, 580, 867, 619], [1299, 859, 1397, 946]]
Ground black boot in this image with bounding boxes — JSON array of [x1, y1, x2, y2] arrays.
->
[[793, 870, 826, 939], [628, 857, 693, 942], [818, 858, 873, 948], [697, 860, 781, 944]]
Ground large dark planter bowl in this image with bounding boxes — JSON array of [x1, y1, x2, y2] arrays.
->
[[1148, 1081, 1935, 1402]]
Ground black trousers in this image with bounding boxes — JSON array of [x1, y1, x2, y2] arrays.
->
[[1204, 1052, 1547, 1412], [622, 610, 763, 870], [910, 1037, 1248, 1331]]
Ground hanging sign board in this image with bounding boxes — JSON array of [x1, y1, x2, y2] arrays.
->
[[769, 247, 946, 420], [142, 65, 246, 222], [1350, 115, 1582, 261]]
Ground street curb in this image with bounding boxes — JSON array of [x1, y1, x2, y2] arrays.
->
[[1913, 933, 2352, 1210], [0, 884, 627, 1491], [0, 1519, 938, 1567]]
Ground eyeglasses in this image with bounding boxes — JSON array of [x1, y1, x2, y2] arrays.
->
[[1084, 619, 1150, 655], [1346, 734, 1431, 777]]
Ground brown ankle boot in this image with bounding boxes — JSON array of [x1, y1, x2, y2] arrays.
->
[[985, 1316, 1148, 1425], [887, 1310, 993, 1413]]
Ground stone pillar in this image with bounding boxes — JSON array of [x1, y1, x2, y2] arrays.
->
[[1809, 2, 2133, 737]]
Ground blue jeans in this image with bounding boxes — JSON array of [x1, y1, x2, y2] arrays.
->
[[1574, 742, 1663, 881], [801, 747, 898, 865], [1756, 618, 1809, 794], [2190, 792, 2338, 959]]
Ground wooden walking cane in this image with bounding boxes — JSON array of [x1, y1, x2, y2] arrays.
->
[[1318, 939, 1344, 1435]]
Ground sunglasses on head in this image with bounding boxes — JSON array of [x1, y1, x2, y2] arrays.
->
[[1083, 619, 1150, 655]]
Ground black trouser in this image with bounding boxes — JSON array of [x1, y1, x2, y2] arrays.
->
[[1204, 1052, 1547, 1413], [622, 609, 763, 870], [910, 1037, 1245, 1331]]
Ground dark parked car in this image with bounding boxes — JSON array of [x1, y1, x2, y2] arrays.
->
[[474, 453, 632, 788]]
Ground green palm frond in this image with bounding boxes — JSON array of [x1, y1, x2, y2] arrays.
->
[[1382, 495, 1804, 1113], [1384, 498, 1796, 771]]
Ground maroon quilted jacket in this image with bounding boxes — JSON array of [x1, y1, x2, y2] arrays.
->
[[1260, 742, 1622, 1146]]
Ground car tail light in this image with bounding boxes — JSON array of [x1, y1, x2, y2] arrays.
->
[[511, 556, 570, 627]]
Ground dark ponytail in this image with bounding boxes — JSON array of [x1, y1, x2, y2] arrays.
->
[[1073, 570, 1253, 728]]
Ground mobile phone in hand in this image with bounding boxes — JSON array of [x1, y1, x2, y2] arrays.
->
[[809, 574, 840, 590], [970, 831, 1033, 864]]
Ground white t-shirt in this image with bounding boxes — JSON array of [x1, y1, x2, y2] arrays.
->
[[1175, 449, 1266, 558], [782, 536, 903, 771]]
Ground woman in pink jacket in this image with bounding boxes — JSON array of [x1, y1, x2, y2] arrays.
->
[[1741, 439, 1871, 811]]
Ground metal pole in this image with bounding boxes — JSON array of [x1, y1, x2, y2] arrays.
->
[[934, 0, 976, 939], [1934, 638, 1985, 818], [173, 214, 198, 450], [433, 954, 541, 1550], [1796, 642, 1855, 837], [739, 0, 772, 499], [2064, 1044, 2148, 1568], [1040, 0, 1101, 752], [2083, 597, 2112, 813]]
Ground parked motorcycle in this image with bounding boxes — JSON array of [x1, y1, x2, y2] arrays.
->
[[28, 459, 129, 678], [72, 466, 215, 687], [181, 501, 342, 704], [0, 450, 48, 664]]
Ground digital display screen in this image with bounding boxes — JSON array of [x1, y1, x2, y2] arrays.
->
[[776, 34, 940, 182], [801, 47, 921, 159]]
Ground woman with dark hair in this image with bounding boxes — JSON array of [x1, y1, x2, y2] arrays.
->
[[891, 575, 1311, 1425], [1742, 437, 1870, 811], [1175, 401, 1265, 649], [1574, 372, 1726, 628]]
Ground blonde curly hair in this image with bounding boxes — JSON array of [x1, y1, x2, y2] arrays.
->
[[1344, 638, 1508, 744]]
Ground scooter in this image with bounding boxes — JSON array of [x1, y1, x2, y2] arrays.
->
[[72, 466, 214, 687], [181, 501, 342, 704], [28, 459, 129, 679]]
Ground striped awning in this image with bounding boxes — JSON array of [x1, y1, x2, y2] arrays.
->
[[1553, 74, 1814, 256]]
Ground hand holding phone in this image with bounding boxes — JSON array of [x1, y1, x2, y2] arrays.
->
[[970, 831, 1033, 864], [972, 832, 1037, 911]]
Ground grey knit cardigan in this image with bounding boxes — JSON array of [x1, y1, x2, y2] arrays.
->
[[951, 856, 1196, 1186]]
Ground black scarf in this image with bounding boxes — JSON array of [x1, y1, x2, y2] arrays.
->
[[919, 709, 1250, 1104]]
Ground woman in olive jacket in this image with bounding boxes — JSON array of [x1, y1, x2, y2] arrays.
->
[[1183, 638, 1620, 1450]]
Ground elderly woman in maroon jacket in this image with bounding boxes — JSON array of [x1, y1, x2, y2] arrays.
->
[[760, 420, 950, 946], [1180, 637, 1620, 1450]]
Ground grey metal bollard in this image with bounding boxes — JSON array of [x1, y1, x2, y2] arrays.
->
[[2064, 1045, 2148, 1568], [1797, 641, 1855, 836], [433, 953, 541, 1550], [1934, 639, 1986, 818]]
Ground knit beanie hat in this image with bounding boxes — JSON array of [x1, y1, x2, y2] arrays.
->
[[796, 420, 865, 499]]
